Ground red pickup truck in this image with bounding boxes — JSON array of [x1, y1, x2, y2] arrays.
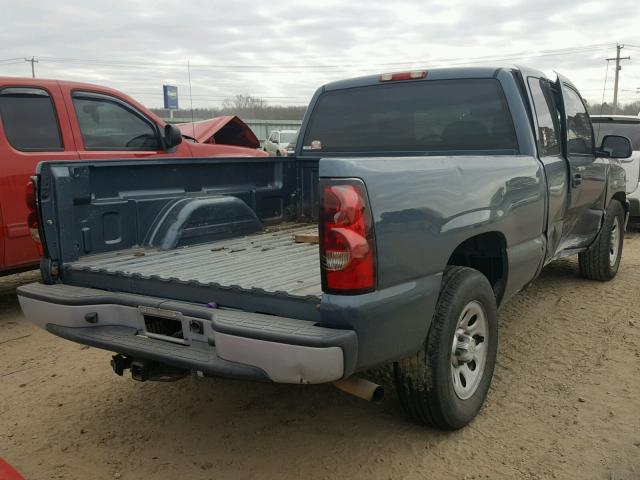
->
[[0, 77, 266, 274]]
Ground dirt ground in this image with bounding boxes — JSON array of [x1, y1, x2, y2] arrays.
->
[[1, 236, 640, 480]]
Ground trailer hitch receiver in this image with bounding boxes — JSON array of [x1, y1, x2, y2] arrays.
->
[[110, 354, 188, 382]]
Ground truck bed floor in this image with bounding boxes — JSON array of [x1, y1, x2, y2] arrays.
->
[[68, 223, 322, 299]]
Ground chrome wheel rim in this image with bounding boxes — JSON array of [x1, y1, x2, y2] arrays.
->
[[609, 216, 620, 267], [451, 300, 488, 400]]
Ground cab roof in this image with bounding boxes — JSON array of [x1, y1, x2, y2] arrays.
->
[[320, 66, 545, 92]]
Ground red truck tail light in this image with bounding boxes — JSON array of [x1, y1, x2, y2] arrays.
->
[[25, 179, 43, 255], [320, 179, 376, 294]]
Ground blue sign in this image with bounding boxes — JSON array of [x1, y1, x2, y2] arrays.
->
[[163, 85, 179, 110]]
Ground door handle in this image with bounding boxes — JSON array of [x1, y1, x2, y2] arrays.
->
[[572, 172, 583, 186]]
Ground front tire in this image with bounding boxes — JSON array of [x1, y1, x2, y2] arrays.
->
[[394, 266, 498, 430], [578, 199, 625, 281]]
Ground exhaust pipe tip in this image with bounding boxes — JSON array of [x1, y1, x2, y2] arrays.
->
[[370, 384, 385, 403], [334, 377, 384, 403]]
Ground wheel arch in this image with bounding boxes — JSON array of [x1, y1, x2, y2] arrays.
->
[[611, 191, 628, 213], [446, 231, 508, 306]]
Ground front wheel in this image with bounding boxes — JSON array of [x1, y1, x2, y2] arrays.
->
[[394, 266, 498, 430], [578, 199, 625, 281]]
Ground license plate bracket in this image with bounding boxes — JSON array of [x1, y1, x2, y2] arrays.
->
[[138, 306, 189, 345]]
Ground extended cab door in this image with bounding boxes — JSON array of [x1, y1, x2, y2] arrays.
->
[[0, 83, 79, 271], [60, 88, 183, 160], [521, 72, 568, 262], [555, 75, 606, 251]]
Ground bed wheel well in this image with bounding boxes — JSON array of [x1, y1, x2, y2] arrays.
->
[[447, 232, 508, 305], [611, 191, 627, 211]]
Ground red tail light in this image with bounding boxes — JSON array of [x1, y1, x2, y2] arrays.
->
[[320, 179, 376, 294], [379, 70, 427, 82], [25, 178, 43, 255]]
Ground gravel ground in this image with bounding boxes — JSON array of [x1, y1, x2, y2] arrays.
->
[[1, 234, 640, 480]]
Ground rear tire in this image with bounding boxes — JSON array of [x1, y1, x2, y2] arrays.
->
[[393, 266, 498, 430], [578, 200, 625, 281]]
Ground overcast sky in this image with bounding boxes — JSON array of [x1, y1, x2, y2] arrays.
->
[[1, 0, 639, 110]]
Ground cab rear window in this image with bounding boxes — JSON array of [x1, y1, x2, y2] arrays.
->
[[0, 87, 63, 151], [302, 78, 518, 154]]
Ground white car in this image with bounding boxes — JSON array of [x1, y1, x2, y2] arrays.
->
[[591, 115, 640, 218], [286, 132, 298, 156], [264, 129, 298, 156]]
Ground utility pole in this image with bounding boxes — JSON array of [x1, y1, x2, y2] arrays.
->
[[606, 44, 630, 114], [24, 56, 38, 78]]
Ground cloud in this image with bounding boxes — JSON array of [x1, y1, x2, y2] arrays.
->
[[0, 0, 638, 108]]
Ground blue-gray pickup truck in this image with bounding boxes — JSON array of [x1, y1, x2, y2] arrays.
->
[[18, 66, 634, 430]]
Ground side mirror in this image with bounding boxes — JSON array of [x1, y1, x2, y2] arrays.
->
[[163, 124, 183, 151], [597, 135, 632, 159]]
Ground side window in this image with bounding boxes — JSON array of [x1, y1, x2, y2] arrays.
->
[[270, 132, 278, 143], [563, 87, 593, 155], [72, 93, 160, 150], [527, 78, 560, 156], [0, 87, 63, 151]]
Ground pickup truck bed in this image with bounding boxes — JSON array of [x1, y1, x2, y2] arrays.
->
[[68, 222, 322, 300]]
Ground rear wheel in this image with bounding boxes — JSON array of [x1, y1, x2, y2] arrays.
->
[[394, 266, 498, 430], [578, 200, 625, 281]]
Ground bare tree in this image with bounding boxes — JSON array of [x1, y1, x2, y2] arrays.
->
[[221, 94, 267, 111], [150, 92, 308, 121], [586, 100, 640, 116]]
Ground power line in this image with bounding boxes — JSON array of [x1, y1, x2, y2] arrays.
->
[[133, 93, 309, 104], [65, 42, 616, 67], [392, 44, 613, 65], [8, 42, 633, 108], [27, 43, 614, 73], [124, 90, 309, 99]]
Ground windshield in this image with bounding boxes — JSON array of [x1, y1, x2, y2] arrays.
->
[[592, 120, 640, 150], [280, 132, 297, 143], [302, 78, 518, 154]]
